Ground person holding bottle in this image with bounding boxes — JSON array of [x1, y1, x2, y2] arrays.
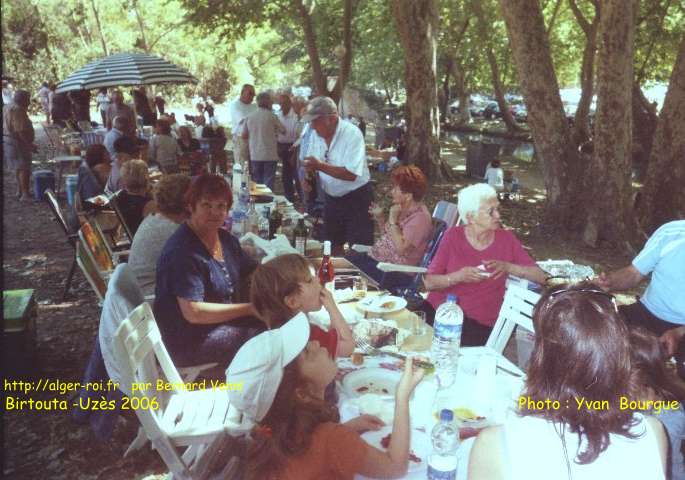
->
[[423, 183, 545, 346], [227, 313, 425, 479]]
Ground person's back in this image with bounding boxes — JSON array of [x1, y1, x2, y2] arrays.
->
[[246, 108, 280, 161], [484, 166, 504, 191], [149, 133, 179, 172], [128, 214, 179, 297], [503, 413, 664, 480]]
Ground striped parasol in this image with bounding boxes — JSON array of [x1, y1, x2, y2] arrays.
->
[[55, 52, 198, 93]]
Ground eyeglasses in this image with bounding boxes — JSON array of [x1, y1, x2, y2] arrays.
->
[[547, 287, 618, 312]]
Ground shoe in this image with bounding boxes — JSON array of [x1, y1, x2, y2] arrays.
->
[[19, 194, 32, 202]]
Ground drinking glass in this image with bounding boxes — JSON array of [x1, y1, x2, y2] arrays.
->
[[352, 276, 368, 299], [412, 311, 428, 336]]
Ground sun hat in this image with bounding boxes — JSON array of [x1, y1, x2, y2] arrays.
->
[[300, 96, 338, 123], [226, 312, 310, 422]]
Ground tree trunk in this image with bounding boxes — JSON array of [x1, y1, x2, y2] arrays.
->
[[440, 58, 452, 123], [487, 48, 522, 132], [330, 0, 354, 104], [296, 1, 327, 97], [391, 0, 444, 180], [131, 0, 149, 53], [631, 83, 658, 180], [582, 0, 637, 248], [638, 34, 685, 233], [88, 0, 108, 56], [499, 0, 581, 229]]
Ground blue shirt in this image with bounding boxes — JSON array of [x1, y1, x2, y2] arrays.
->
[[153, 223, 257, 352], [632, 220, 685, 324]]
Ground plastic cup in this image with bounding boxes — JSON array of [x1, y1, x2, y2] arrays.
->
[[412, 311, 427, 336]]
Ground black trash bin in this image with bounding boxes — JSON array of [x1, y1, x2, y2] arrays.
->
[[466, 140, 501, 179]]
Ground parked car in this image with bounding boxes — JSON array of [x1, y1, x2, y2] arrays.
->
[[483, 102, 501, 120]]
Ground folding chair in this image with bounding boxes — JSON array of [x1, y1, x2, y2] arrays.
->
[[108, 191, 135, 244], [486, 284, 541, 358], [45, 189, 79, 300], [114, 302, 247, 479], [432, 200, 461, 228], [75, 242, 107, 302]]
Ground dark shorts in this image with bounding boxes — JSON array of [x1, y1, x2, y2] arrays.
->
[[619, 300, 681, 336], [324, 182, 374, 247]]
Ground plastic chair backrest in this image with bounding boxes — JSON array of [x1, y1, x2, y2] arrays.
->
[[486, 284, 540, 355], [76, 242, 106, 301], [432, 200, 459, 228]]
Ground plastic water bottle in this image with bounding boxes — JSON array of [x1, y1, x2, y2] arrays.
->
[[427, 409, 459, 480], [232, 161, 243, 198], [431, 294, 463, 388]]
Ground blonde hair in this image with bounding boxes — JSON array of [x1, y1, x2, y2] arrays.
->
[[120, 159, 148, 191], [153, 174, 191, 215], [250, 254, 313, 328]]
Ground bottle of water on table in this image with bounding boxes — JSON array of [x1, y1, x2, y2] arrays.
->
[[232, 161, 243, 200], [428, 409, 459, 480], [431, 294, 463, 388]]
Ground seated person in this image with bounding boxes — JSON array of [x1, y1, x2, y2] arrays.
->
[[106, 135, 139, 193], [153, 174, 264, 371], [177, 125, 204, 174], [128, 174, 190, 297], [117, 159, 155, 236], [484, 159, 504, 193], [347, 165, 433, 289], [227, 314, 425, 479], [598, 220, 685, 344], [423, 183, 546, 345], [77, 144, 111, 204], [468, 283, 668, 479], [148, 118, 180, 174], [250, 254, 354, 357]]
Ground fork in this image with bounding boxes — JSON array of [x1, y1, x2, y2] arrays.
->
[[355, 338, 435, 371]]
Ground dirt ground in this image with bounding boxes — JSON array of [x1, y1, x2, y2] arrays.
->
[[1, 119, 635, 479]]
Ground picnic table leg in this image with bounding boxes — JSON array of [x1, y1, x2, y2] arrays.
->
[[56, 162, 64, 195]]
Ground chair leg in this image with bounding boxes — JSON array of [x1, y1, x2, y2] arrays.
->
[[62, 253, 78, 300], [124, 427, 149, 457], [56, 163, 64, 195]]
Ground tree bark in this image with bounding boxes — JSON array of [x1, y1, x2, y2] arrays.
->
[[499, 0, 581, 229], [296, 1, 327, 97], [638, 34, 685, 233], [391, 0, 444, 179], [131, 0, 149, 53], [582, 0, 637, 248], [631, 82, 658, 180], [330, 0, 354, 104], [88, 0, 108, 56]]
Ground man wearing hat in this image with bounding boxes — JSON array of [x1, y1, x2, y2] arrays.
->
[[302, 96, 373, 254]]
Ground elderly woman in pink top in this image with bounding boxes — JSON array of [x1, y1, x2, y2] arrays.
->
[[423, 183, 546, 346], [346, 165, 433, 289]]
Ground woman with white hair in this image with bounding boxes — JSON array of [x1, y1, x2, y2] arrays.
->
[[423, 183, 546, 346]]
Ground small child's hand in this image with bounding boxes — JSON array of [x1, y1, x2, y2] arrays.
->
[[344, 414, 385, 433]]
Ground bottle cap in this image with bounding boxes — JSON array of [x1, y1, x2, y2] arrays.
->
[[323, 240, 331, 255], [439, 409, 454, 422], [446, 294, 458, 303]]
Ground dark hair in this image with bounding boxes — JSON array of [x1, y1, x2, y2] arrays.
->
[[155, 118, 171, 135], [522, 282, 637, 464], [391, 165, 427, 201], [250, 255, 313, 328], [491, 159, 501, 168], [113, 136, 138, 156], [629, 327, 685, 404], [85, 144, 109, 169], [246, 362, 339, 480], [184, 174, 232, 210], [13, 90, 31, 107]]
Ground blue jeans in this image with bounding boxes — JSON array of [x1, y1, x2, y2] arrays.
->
[[251, 161, 278, 191]]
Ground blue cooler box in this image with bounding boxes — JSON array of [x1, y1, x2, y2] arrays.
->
[[33, 170, 56, 201], [65, 174, 79, 206]]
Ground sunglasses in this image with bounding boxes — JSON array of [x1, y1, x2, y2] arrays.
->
[[547, 287, 618, 312]]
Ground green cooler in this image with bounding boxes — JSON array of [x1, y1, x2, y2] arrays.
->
[[3, 289, 38, 375]]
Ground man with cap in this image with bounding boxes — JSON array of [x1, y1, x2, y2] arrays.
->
[[3, 90, 36, 201], [302, 96, 373, 255]]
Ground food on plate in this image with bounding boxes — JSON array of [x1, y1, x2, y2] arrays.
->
[[380, 434, 421, 463], [454, 407, 486, 421], [353, 321, 399, 349], [351, 352, 365, 365], [380, 301, 395, 309], [459, 426, 486, 440], [355, 383, 390, 395]]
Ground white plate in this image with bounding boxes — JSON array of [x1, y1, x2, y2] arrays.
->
[[357, 295, 407, 314], [342, 367, 400, 398], [362, 426, 429, 473]]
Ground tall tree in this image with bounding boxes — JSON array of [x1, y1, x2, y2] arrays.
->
[[391, 0, 443, 179], [499, 0, 582, 229], [582, 0, 637, 247], [638, 34, 685, 233], [87, 0, 108, 56]]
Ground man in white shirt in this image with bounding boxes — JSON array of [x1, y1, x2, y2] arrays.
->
[[228, 84, 257, 168], [302, 96, 373, 254], [276, 94, 301, 202]]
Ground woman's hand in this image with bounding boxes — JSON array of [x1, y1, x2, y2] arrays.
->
[[388, 204, 401, 225], [396, 356, 425, 402], [344, 414, 385, 433], [455, 266, 489, 284], [483, 260, 512, 280]]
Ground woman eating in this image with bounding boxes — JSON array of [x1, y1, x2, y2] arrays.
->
[[227, 314, 425, 479], [153, 174, 264, 371], [468, 283, 668, 479], [347, 165, 433, 288], [423, 183, 546, 345]]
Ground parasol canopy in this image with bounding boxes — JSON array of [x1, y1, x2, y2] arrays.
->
[[55, 52, 198, 93]]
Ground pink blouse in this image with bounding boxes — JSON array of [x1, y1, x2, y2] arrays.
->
[[370, 204, 432, 266]]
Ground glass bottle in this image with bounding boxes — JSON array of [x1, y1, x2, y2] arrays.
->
[[292, 218, 308, 255], [259, 207, 270, 240], [268, 205, 283, 240], [318, 240, 335, 291]]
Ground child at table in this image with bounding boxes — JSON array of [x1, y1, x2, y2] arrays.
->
[[250, 253, 355, 357], [227, 313, 425, 480]]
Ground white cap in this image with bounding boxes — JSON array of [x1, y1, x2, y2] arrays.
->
[[226, 313, 310, 422], [323, 240, 332, 256]]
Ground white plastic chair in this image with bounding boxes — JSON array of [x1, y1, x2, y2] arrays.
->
[[114, 302, 247, 479], [486, 284, 541, 355]]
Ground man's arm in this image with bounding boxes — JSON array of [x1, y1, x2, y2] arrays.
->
[[303, 156, 356, 181], [597, 265, 645, 292]]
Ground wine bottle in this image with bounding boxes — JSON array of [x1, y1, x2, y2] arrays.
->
[[268, 205, 283, 240], [318, 240, 335, 291], [292, 218, 308, 255]]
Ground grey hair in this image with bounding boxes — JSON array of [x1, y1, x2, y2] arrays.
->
[[256, 91, 272, 108], [457, 183, 497, 223]]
